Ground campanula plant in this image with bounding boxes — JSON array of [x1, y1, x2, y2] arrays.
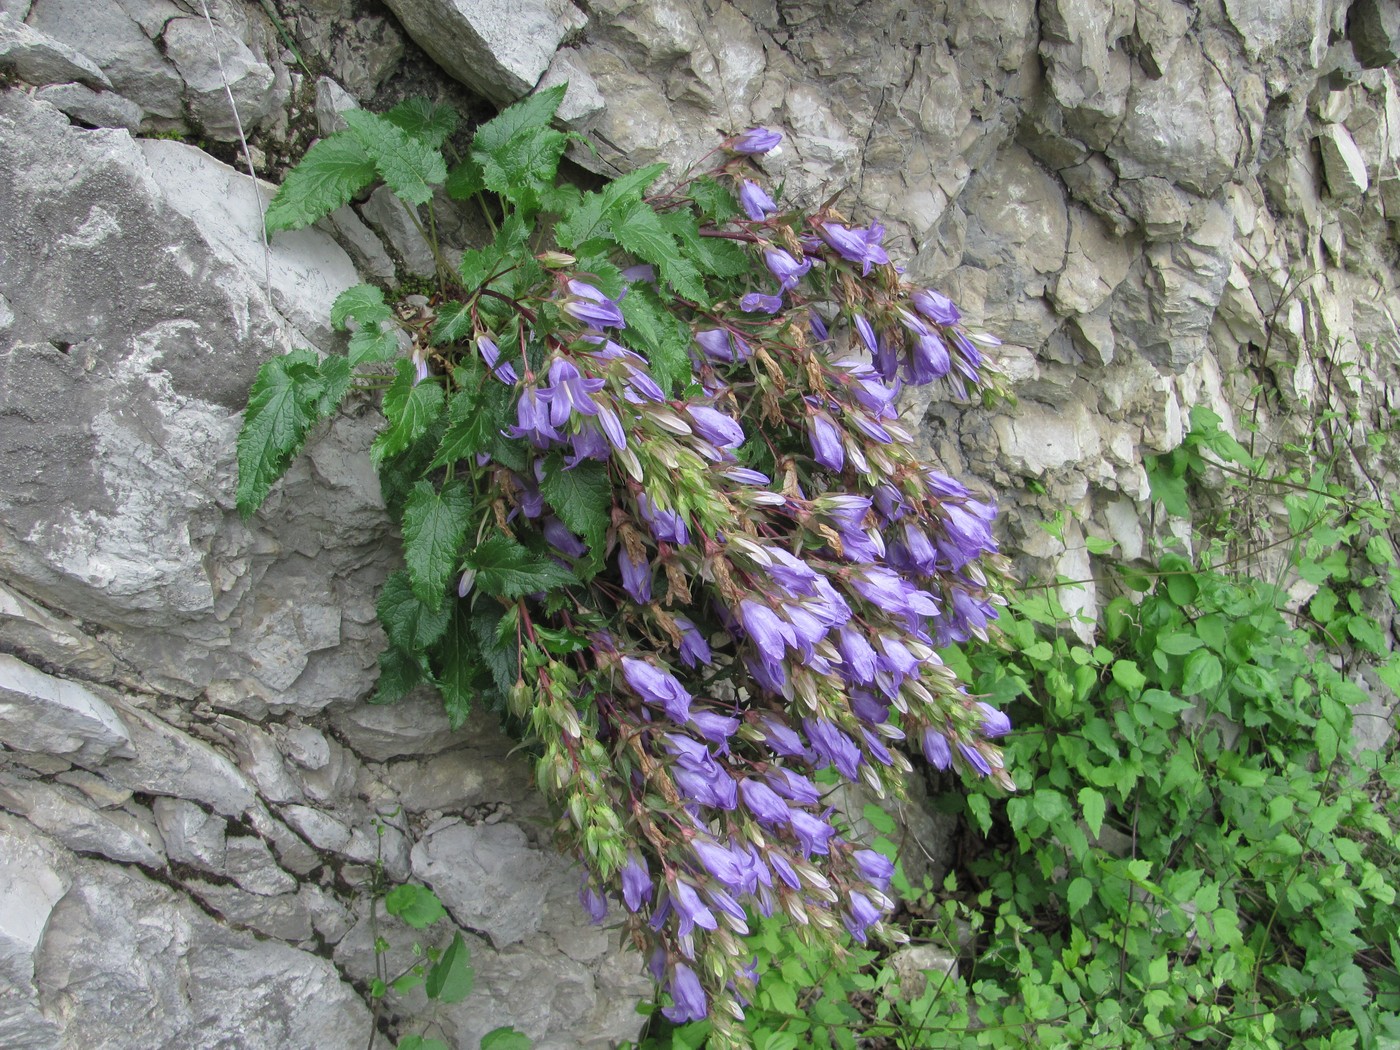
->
[[236, 86, 1012, 1044]]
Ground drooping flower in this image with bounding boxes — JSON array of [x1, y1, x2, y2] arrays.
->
[[695, 327, 752, 363], [543, 517, 587, 558], [561, 279, 626, 329], [638, 493, 690, 545], [689, 708, 740, 749], [922, 728, 952, 770], [621, 853, 653, 912], [477, 335, 518, 384], [911, 287, 961, 326], [740, 291, 784, 314], [738, 179, 777, 220], [675, 617, 712, 668], [790, 808, 836, 856], [542, 357, 606, 427], [663, 961, 709, 1023], [672, 880, 719, 938], [763, 247, 812, 291], [843, 890, 882, 943], [958, 741, 993, 776], [807, 410, 845, 472], [729, 127, 782, 154], [976, 701, 1012, 738], [852, 849, 895, 892], [768, 767, 821, 805], [853, 314, 878, 354], [621, 656, 692, 722], [739, 777, 792, 826], [803, 717, 862, 781], [579, 881, 607, 924], [618, 546, 652, 603], [817, 221, 890, 275]]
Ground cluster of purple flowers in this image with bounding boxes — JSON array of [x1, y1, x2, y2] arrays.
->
[[451, 127, 1012, 1033]]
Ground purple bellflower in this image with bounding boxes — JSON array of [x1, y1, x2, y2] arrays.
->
[[739, 777, 792, 826], [561, 279, 626, 329], [695, 327, 752, 363], [739, 179, 777, 220], [922, 728, 953, 770], [663, 962, 709, 1023], [740, 292, 784, 314], [621, 853, 653, 912], [477, 335, 518, 384], [911, 287, 961, 325], [675, 616, 712, 667], [730, 127, 782, 154], [807, 410, 845, 472], [621, 656, 692, 722], [977, 701, 1012, 738], [617, 546, 652, 603], [763, 247, 812, 291], [818, 221, 890, 274]]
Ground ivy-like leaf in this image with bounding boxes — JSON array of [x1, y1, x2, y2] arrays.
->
[[600, 162, 668, 214], [264, 133, 376, 234], [465, 533, 578, 599], [348, 324, 399, 366], [343, 109, 447, 207], [540, 459, 612, 561], [371, 644, 428, 705], [425, 932, 474, 1004], [658, 208, 747, 277], [402, 479, 473, 609], [612, 200, 709, 304], [236, 349, 324, 517], [383, 97, 458, 149], [384, 883, 448, 929], [689, 176, 740, 222], [432, 376, 511, 470], [330, 284, 392, 330], [371, 360, 446, 467], [471, 84, 566, 156], [377, 570, 452, 651], [480, 1029, 533, 1050]]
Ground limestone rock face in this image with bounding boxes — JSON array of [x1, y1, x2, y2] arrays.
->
[[0, 0, 1397, 1046]]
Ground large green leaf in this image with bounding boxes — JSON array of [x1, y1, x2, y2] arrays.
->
[[382, 97, 459, 149], [371, 360, 446, 467], [330, 284, 391, 330], [236, 349, 325, 517], [471, 85, 566, 155], [383, 883, 447, 929], [612, 200, 709, 304], [465, 533, 577, 599], [343, 109, 447, 206], [371, 644, 428, 705], [425, 932, 474, 1004], [434, 602, 484, 727], [600, 162, 668, 214], [377, 569, 452, 651], [618, 287, 693, 394], [264, 132, 377, 234], [401, 479, 473, 609], [431, 376, 512, 470], [540, 459, 612, 561]]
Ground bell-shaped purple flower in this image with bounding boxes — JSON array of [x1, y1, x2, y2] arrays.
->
[[561, 279, 626, 330], [768, 768, 821, 805], [729, 127, 782, 154], [621, 656, 691, 722], [543, 517, 587, 558], [738, 179, 778, 220], [638, 493, 690, 545], [959, 741, 993, 776], [740, 291, 784, 314], [740, 599, 791, 662], [807, 411, 845, 472], [671, 880, 718, 938], [663, 961, 709, 1023], [803, 717, 862, 781], [693, 837, 747, 892], [854, 314, 878, 354], [843, 890, 882, 943], [911, 288, 961, 326], [790, 809, 835, 856], [763, 247, 812, 291], [675, 761, 738, 809], [621, 853, 653, 912], [852, 849, 895, 892], [922, 728, 952, 770], [542, 357, 606, 426], [675, 617, 712, 668], [477, 335, 518, 384], [579, 881, 607, 924], [817, 221, 889, 275], [688, 405, 745, 449], [689, 708, 740, 749], [695, 328, 752, 363], [760, 716, 807, 758], [977, 701, 1012, 738], [739, 778, 792, 826], [617, 546, 652, 604]]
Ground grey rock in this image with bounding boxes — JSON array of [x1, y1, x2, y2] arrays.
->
[[538, 49, 605, 126], [381, 0, 586, 105], [0, 15, 112, 89], [359, 184, 436, 277], [152, 796, 227, 872], [220, 716, 304, 803], [1318, 122, 1370, 198], [1039, 0, 1133, 149], [327, 205, 398, 282], [187, 879, 315, 942], [103, 704, 256, 817], [224, 834, 297, 896], [1350, 0, 1400, 68], [0, 653, 132, 762], [278, 724, 331, 770], [280, 802, 352, 851], [343, 820, 412, 883], [33, 82, 143, 129], [0, 582, 119, 684], [161, 16, 282, 141], [411, 820, 555, 947], [26, 0, 184, 124], [295, 733, 359, 802], [328, 688, 472, 761], [52, 769, 133, 808], [244, 801, 323, 876], [33, 855, 370, 1048], [314, 75, 356, 135], [0, 813, 66, 1050], [1222, 0, 1337, 65], [381, 747, 527, 813], [0, 774, 165, 867], [889, 944, 958, 1000]]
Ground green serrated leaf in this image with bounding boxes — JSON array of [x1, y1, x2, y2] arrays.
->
[[445, 156, 486, 200], [432, 302, 475, 345], [1066, 876, 1093, 915], [330, 284, 391, 330], [402, 479, 473, 609], [657, 208, 746, 279], [432, 378, 511, 469], [481, 1028, 533, 1050], [618, 286, 693, 394], [472, 85, 566, 155], [465, 533, 578, 599], [425, 932, 474, 1003], [601, 162, 669, 215], [378, 570, 452, 651], [434, 603, 481, 727], [555, 191, 609, 250], [344, 109, 447, 207], [471, 602, 518, 694], [612, 198, 677, 268], [689, 177, 740, 222], [384, 883, 448, 929], [315, 355, 353, 417], [383, 97, 458, 148], [236, 349, 324, 517], [479, 128, 568, 207], [265, 132, 377, 234], [372, 360, 446, 467], [540, 460, 612, 559], [372, 644, 428, 705], [348, 324, 400, 366]]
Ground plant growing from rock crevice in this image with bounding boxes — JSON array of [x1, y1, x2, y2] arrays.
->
[[237, 86, 1013, 1042]]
